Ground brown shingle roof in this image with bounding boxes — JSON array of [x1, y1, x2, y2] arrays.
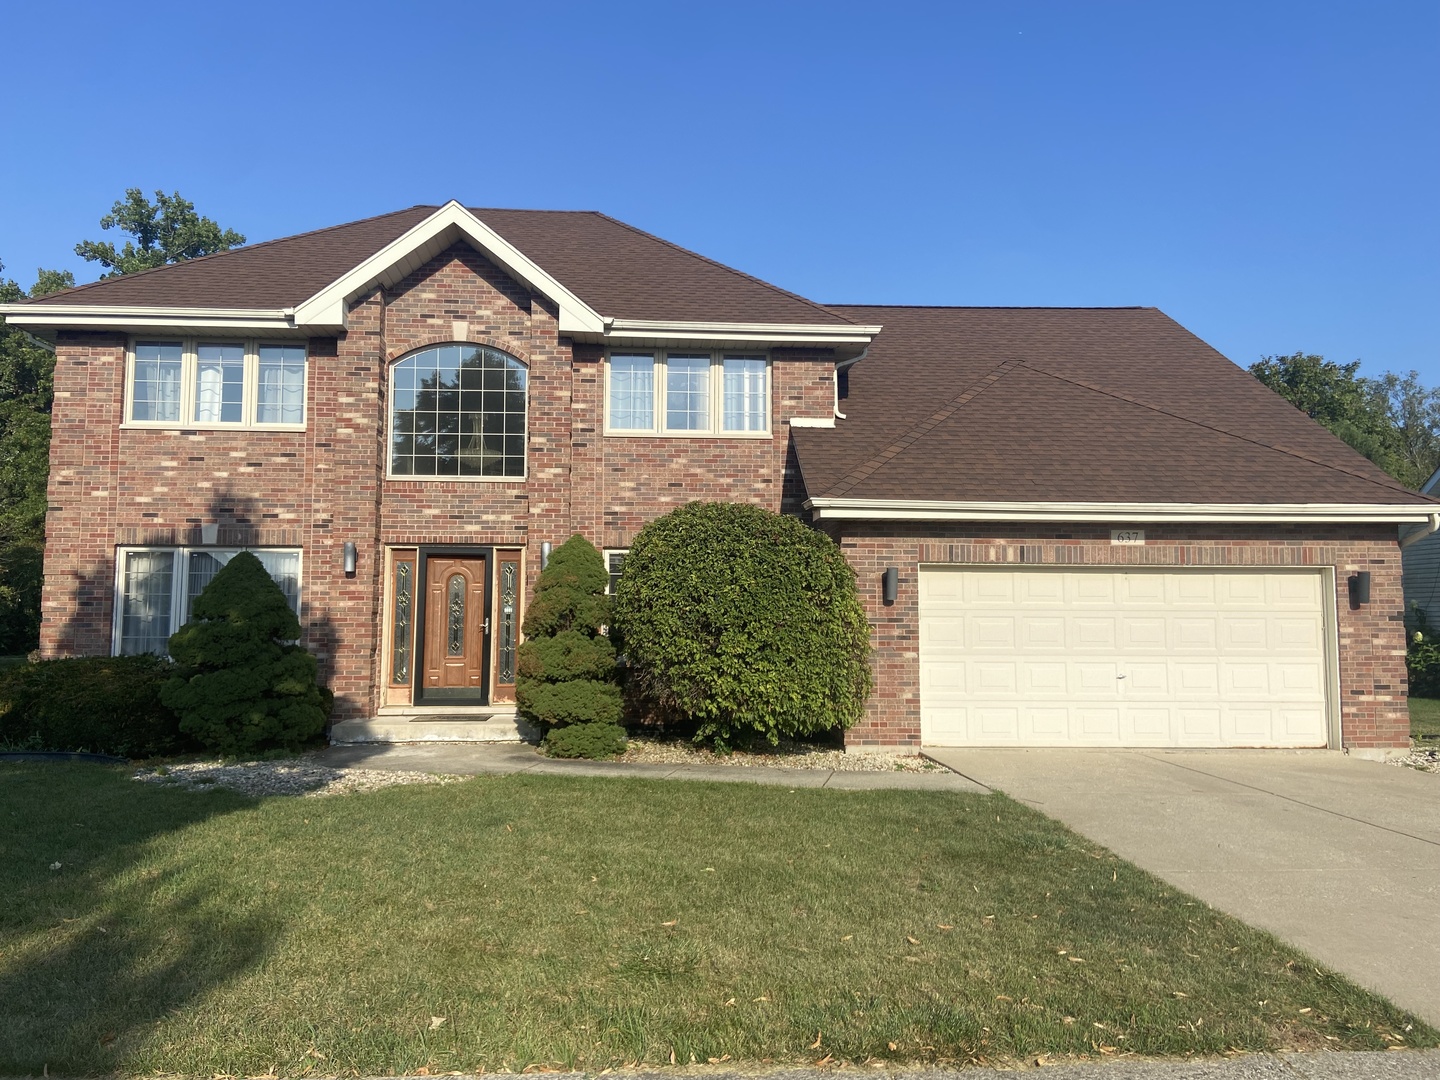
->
[[792, 305, 1432, 506], [23, 205, 852, 326]]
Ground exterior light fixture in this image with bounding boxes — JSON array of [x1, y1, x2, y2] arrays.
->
[[882, 566, 898, 605], [1349, 571, 1371, 606], [541, 541, 552, 569], [343, 542, 357, 577]]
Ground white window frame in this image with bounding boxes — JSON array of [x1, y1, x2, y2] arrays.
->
[[603, 350, 771, 438], [603, 548, 629, 595], [122, 337, 308, 430], [111, 546, 304, 655], [385, 344, 531, 483]]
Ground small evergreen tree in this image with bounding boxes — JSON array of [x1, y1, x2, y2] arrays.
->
[[516, 535, 624, 756], [161, 552, 329, 755]]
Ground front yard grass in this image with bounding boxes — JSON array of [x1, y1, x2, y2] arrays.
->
[[1410, 695, 1440, 741], [1, 765, 1432, 1075]]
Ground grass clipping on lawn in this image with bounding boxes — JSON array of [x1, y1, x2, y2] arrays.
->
[[0, 764, 1432, 1075]]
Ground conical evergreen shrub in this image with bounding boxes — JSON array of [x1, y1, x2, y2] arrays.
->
[[516, 535, 624, 756], [160, 551, 330, 755]]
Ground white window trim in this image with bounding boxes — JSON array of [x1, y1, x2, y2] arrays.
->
[[603, 350, 771, 438], [122, 337, 308, 431], [603, 548, 629, 595], [384, 345, 531, 483], [111, 546, 304, 655]]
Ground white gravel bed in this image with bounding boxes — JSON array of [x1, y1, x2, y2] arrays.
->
[[133, 756, 463, 797], [619, 735, 944, 772], [1390, 745, 1440, 774]]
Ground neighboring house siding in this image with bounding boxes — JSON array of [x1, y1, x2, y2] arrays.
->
[[1402, 531, 1440, 623], [831, 522, 1409, 752], [38, 245, 836, 722]]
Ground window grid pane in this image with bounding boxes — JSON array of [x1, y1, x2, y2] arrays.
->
[[665, 355, 710, 431], [608, 354, 655, 430], [390, 345, 527, 477], [723, 356, 767, 431], [195, 343, 245, 423], [132, 341, 183, 422], [257, 344, 306, 424], [120, 550, 175, 655]]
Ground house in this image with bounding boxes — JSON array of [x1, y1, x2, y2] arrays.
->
[[3, 201, 1435, 756], [1402, 466, 1440, 627]]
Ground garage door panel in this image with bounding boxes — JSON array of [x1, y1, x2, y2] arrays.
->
[[919, 568, 1331, 748]]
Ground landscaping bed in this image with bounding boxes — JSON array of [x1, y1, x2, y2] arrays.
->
[[619, 734, 943, 772], [132, 756, 461, 797], [1, 763, 1433, 1076]]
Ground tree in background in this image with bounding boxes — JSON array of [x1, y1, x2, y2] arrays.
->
[[76, 189, 245, 277], [0, 261, 73, 653], [1250, 352, 1440, 490]]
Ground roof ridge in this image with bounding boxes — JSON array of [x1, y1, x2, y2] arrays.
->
[[590, 212, 856, 325], [1022, 362, 1429, 500], [25, 205, 438, 306], [827, 359, 1022, 497], [826, 303, 1153, 311]]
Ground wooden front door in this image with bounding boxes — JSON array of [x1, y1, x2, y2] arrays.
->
[[422, 555, 488, 700]]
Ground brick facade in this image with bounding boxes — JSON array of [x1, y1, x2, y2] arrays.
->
[[38, 245, 837, 721], [831, 522, 1410, 751]]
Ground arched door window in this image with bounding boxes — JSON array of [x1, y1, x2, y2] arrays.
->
[[389, 344, 527, 477]]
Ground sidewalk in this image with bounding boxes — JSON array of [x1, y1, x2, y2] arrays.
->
[[318, 741, 989, 792]]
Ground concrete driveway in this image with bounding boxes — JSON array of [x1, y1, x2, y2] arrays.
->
[[921, 748, 1440, 1027]]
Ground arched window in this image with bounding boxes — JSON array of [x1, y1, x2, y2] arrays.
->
[[389, 344, 528, 478]]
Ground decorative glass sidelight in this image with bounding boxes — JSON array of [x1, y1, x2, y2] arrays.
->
[[392, 560, 413, 684], [447, 574, 466, 656], [498, 561, 518, 683]]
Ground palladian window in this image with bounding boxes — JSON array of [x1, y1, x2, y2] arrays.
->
[[389, 344, 528, 478]]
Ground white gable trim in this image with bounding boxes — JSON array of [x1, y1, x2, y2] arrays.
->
[[291, 201, 607, 334]]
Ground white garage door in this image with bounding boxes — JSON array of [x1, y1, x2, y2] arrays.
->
[[918, 568, 1333, 748]]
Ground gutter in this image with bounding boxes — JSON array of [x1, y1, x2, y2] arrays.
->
[[803, 497, 1440, 525], [834, 346, 868, 420], [1400, 512, 1440, 548]]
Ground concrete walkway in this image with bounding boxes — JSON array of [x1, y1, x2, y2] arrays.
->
[[922, 748, 1440, 1028], [318, 740, 989, 792]]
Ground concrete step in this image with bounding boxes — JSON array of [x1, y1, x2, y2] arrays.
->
[[330, 710, 537, 744]]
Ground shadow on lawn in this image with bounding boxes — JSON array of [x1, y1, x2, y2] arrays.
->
[[0, 762, 274, 1074]]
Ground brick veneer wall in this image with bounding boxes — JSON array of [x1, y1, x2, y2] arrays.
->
[[833, 522, 1409, 751], [38, 245, 837, 722]]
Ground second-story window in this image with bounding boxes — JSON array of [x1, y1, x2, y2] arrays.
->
[[388, 343, 528, 479], [126, 338, 308, 429], [605, 351, 769, 436]]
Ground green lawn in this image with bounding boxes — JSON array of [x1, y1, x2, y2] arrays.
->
[[1, 766, 1431, 1076], [1410, 696, 1440, 741]]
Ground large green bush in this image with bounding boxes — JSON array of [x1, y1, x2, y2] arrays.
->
[[516, 535, 623, 749], [612, 501, 872, 748], [542, 720, 627, 759], [0, 654, 186, 757], [161, 551, 330, 755]]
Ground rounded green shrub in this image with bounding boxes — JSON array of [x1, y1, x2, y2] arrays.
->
[[161, 551, 330, 755], [0, 654, 186, 757], [612, 501, 872, 748], [542, 720, 628, 759], [516, 535, 622, 735]]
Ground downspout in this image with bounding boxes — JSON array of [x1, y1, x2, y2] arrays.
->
[[1400, 512, 1440, 548], [834, 346, 868, 421]]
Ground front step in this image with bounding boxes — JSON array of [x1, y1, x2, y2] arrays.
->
[[330, 707, 537, 745]]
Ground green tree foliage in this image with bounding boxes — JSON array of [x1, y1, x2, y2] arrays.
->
[[612, 501, 873, 749], [0, 261, 70, 653], [516, 535, 624, 755], [0, 654, 186, 757], [76, 189, 245, 277], [161, 552, 329, 755], [1250, 352, 1440, 489]]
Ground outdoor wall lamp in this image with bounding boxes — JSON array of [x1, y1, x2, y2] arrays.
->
[[1349, 571, 1371, 606], [541, 541, 553, 569], [882, 566, 898, 605], [342, 542, 357, 577]]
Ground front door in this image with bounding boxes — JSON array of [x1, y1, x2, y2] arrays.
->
[[421, 555, 488, 700]]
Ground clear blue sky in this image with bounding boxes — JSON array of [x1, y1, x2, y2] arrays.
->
[[2, 1, 1436, 381]]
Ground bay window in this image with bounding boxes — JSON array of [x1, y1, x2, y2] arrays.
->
[[605, 351, 769, 435]]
